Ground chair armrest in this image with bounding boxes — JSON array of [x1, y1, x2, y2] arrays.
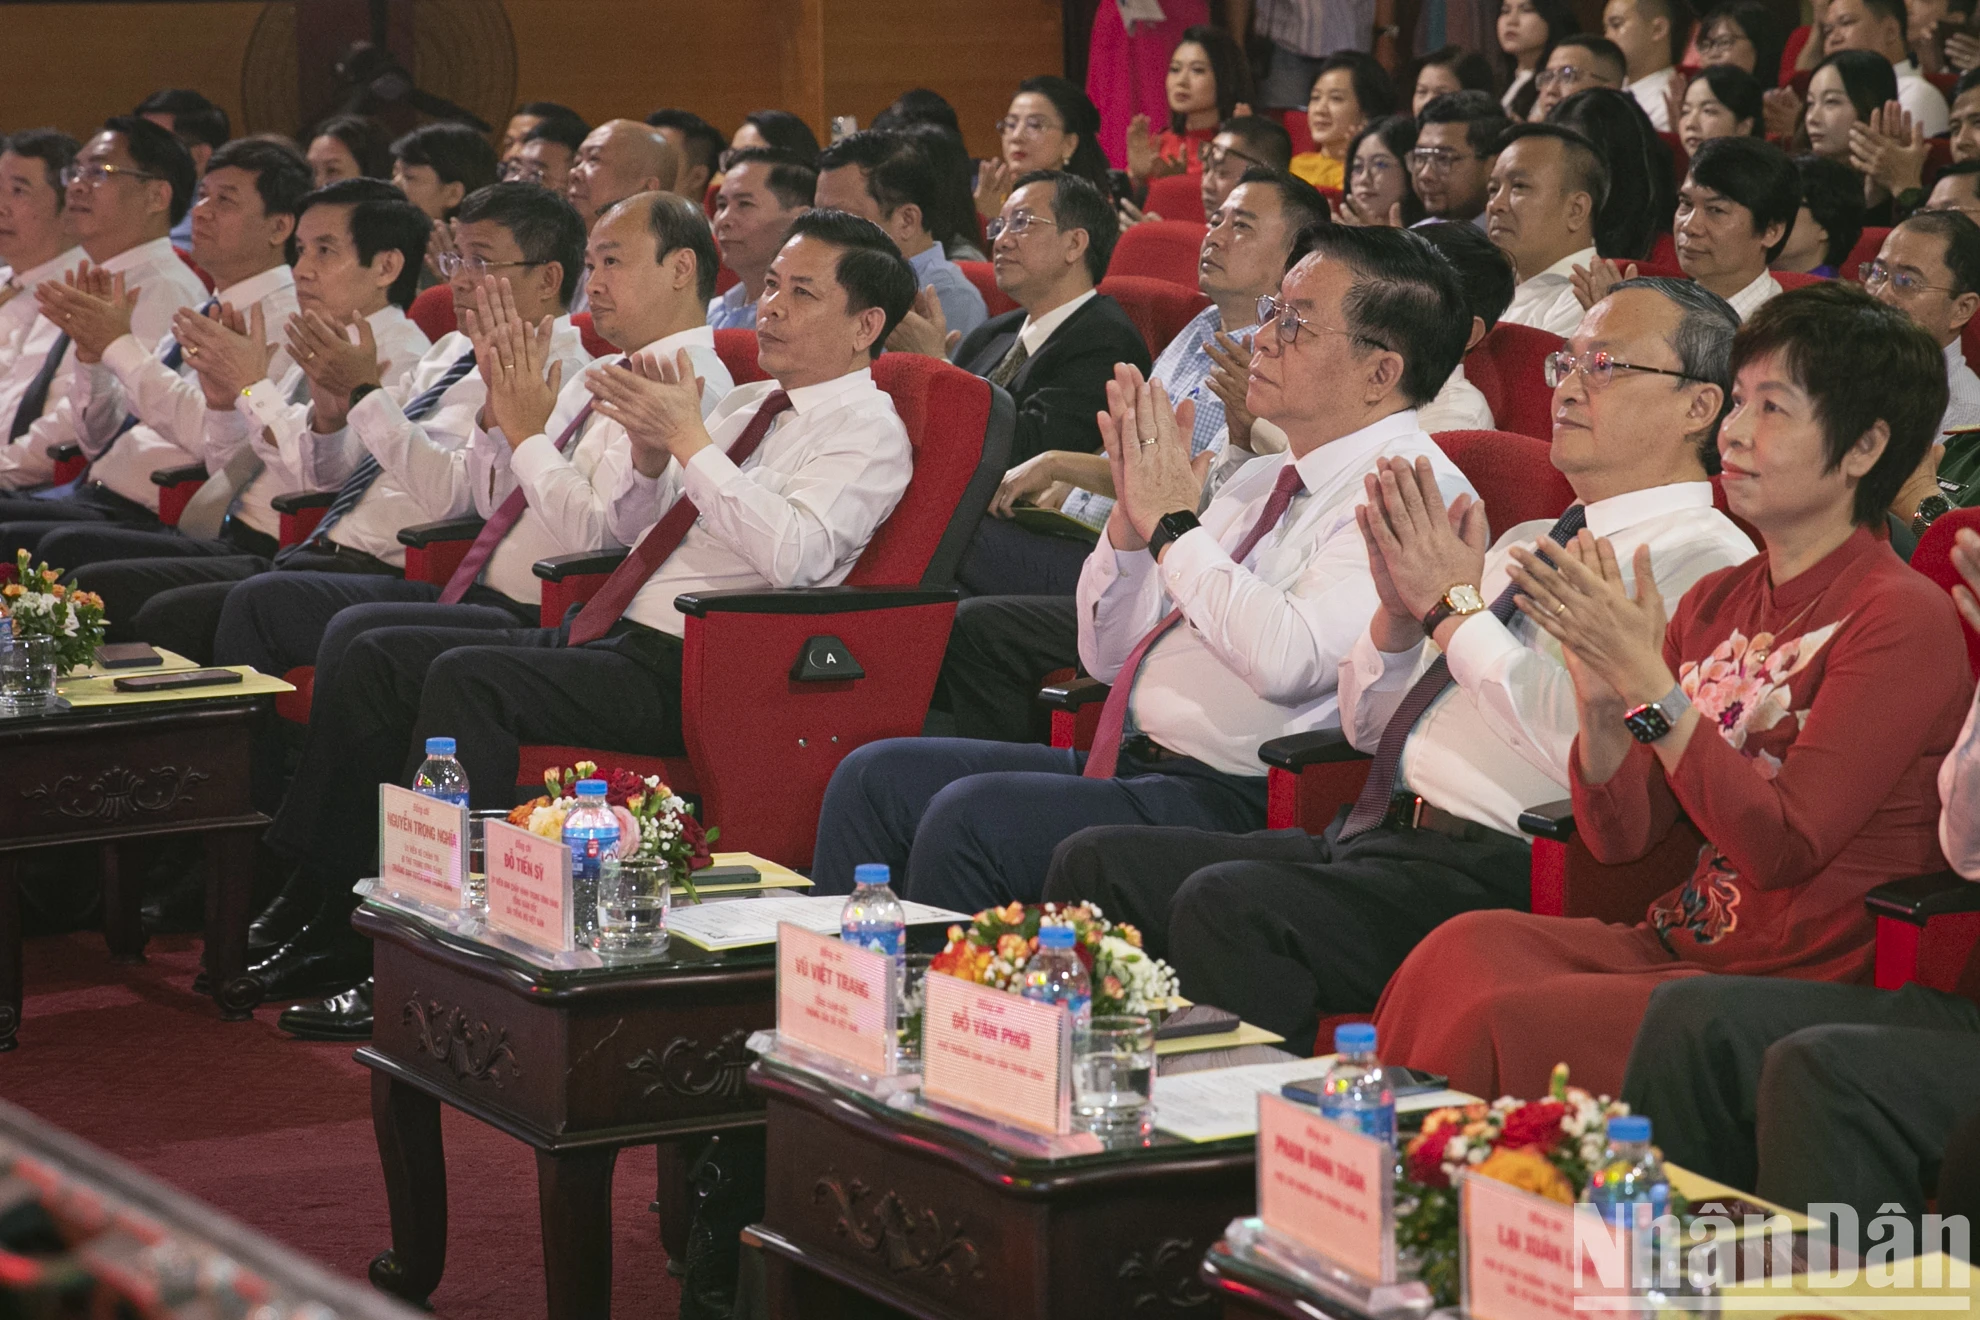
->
[[1038, 676, 1109, 711], [1258, 729, 1368, 771], [397, 517, 486, 548], [149, 462, 209, 488], [675, 585, 961, 616], [49, 442, 82, 463], [1866, 871, 1980, 925], [1517, 799, 1576, 843], [271, 489, 338, 514], [535, 548, 632, 581]]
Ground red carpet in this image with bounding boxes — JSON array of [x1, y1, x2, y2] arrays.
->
[[3, 930, 681, 1319]]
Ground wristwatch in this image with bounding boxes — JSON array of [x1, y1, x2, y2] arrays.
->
[[1420, 583, 1487, 637], [1148, 509, 1201, 561], [347, 382, 383, 410], [1913, 493, 1954, 539], [1623, 683, 1693, 744]]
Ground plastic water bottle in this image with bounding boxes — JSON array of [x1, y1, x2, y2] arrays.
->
[[1318, 1023, 1398, 1144], [562, 779, 620, 941], [413, 737, 469, 806], [839, 863, 907, 966], [1588, 1114, 1671, 1229], [1021, 924, 1092, 1029]]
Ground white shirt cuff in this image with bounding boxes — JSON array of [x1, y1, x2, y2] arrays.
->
[[682, 442, 739, 506], [1443, 610, 1524, 691], [100, 333, 150, 381], [1156, 523, 1226, 597], [507, 431, 563, 487], [1350, 625, 1424, 690], [235, 378, 289, 429]]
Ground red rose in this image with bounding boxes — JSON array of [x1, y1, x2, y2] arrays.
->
[[602, 767, 645, 807], [1407, 1123, 1458, 1188], [678, 810, 713, 870], [1497, 1100, 1569, 1151]]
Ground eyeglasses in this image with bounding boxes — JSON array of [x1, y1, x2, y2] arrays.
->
[[1349, 156, 1398, 181], [1544, 349, 1700, 388], [1695, 33, 1750, 55], [435, 252, 542, 279], [1537, 65, 1594, 88], [1201, 142, 1267, 172], [1256, 294, 1394, 352], [985, 209, 1057, 241], [995, 115, 1062, 140], [60, 162, 163, 189], [500, 159, 547, 185], [1406, 147, 1479, 174], [1859, 260, 1958, 295]]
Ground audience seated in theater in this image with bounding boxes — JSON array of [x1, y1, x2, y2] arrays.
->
[[499, 102, 586, 163], [1414, 219, 1518, 431], [811, 225, 1477, 909], [1043, 276, 1754, 1047], [1412, 46, 1499, 118], [708, 147, 816, 330], [1678, 65, 1765, 156], [1698, 0, 1785, 88], [1373, 281, 1971, 1098], [388, 122, 500, 224], [895, 121, 990, 261], [136, 88, 228, 250], [936, 169, 1326, 742], [1291, 53, 1394, 192], [1929, 159, 1980, 222], [1498, 0, 1582, 121], [254, 209, 905, 1026], [1548, 87, 1677, 262], [1605, 0, 1688, 130], [1804, 51, 1905, 212], [643, 108, 725, 204], [0, 131, 84, 453], [1410, 91, 1510, 227], [566, 120, 681, 235], [1336, 115, 1425, 226], [1532, 36, 1629, 120], [1122, 25, 1252, 195], [305, 115, 391, 188], [0, 120, 220, 534], [506, 119, 584, 195], [815, 129, 988, 348], [727, 109, 823, 163], [942, 170, 1149, 597], [976, 76, 1115, 222], [1188, 114, 1296, 224], [1822, 0, 1951, 134], [1948, 70, 1980, 163], [1491, 123, 1608, 335], [1774, 155, 1865, 277]]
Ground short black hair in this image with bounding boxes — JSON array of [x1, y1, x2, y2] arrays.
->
[[102, 115, 197, 225], [1552, 35, 1629, 83], [135, 89, 229, 150], [817, 130, 941, 234], [1690, 65, 1766, 130], [741, 110, 822, 161], [898, 122, 982, 256], [1496, 122, 1611, 214], [1173, 25, 1256, 132], [634, 191, 723, 305], [1625, 0, 1695, 65], [310, 115, 393, 178], [1855, 0, 1908, 28], [1291, 225, 1471, 406], [3, 129, 79, 212], [1013, 168, 1119, 285], [516, 101, 586, 128], [1957, 66, 1980, 100], [1317, 51, 1398, 119], [1414, 46, 1499, 95], [1417, 90, 1511, 157], [1898, 209, 1980, 298], [521, 116, 586, 157], [644, 108, 725, 180], [1700, 0, 1787, 87], [1500, 0, 1583, 114], [871, 89, 962, 137], [1219, 114, 1295, 171], [1548, 87, 1674, 261], [783, 208, 917, 358], [1814, 49, 1901, 123], [1233, 166, 1332, 240], [204, 137, 312, 221], [1347, 115, 1425, 225], [723, 146, 818, 210], [1792, 153, 1866, 270], [1610, 275, 1740, 466], [456, 181, 589, 307], [390, 122, 501, 217], [298, 177, 430, 310], [1414, 219, 1516, 331], [1732, 282, 1946, 525], [1687, 135, 1800, 261]]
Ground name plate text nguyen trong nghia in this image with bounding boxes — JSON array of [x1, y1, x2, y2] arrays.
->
[[775, 923, 898, 1077], [483, 819, 575, 953], [377, 783, 467, 912], [921, 972, 1072, 1136], [1256, 1090, 1396, 1281], [1462, 1169, 1589, 1320]]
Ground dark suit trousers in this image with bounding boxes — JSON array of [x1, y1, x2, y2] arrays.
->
[[116, 548, 410, 663], [809, 736, 1267, 908], [57, 516, 278, 650], [0, 486, 160, 557], [1621, 976, 1980, 1223], [936, 595, 1081, 742], [954, 517, 1094, 597], [1041, 813, 1533, 1046]]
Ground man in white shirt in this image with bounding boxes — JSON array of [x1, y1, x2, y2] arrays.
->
[[1824, 0, 1951, 134], [1414, 219, 1517, 433], [1490, 125, 1606, 337], [811, 225, 1481, 911], [1042, 277, 1757, 1045], [1606, 0, 1687, 129], [0, 117, 205, 528], [0, 132, 84, 446], [708, 148, 817, 330]]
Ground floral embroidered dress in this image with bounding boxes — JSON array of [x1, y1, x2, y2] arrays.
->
[[1372, 527, 1972, 1099]]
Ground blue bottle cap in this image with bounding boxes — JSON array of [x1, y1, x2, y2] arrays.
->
[[575, 778, 607, 798], [853, 863, 891, 887], [425, 736, 456, 756], [1037, 924, 1076, 949], [1335, 1022, 1377, 1054], [1607, 1115, 1651, 1143]]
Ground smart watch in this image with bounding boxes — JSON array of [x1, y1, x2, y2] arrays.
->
[[1420, 583, 1487, 637], [1148, 509, 1201, 561], [1623, 683, 1693, 744]]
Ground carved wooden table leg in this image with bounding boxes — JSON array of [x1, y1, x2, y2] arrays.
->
[[369, 1070, 448, 1306], [203, 828, 257, 1020], [0, 857, 20, 1052], [535, 1145, 619, 1320], [99, 840, 147, 965], [653, 1138, 695, 1271]]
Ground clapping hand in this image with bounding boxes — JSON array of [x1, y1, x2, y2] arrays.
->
[[585, 349, 710, 476], [1762, 85, 1805, 140], [1572, 257, 1637, 311], [1354, 454, 1489, 652], [1095, 362, 1211, 551], [37, 263, 137, 363], [469, 276, 563, 446], [1948, 30, 1980, 69], [1507, 531, 1672, 709], [974, 158, 1017, 220], [1850, 101, 1928, 196], [1949, 527, 1980, 632], [425, 217, 459, 279], [177, 301, 271, 406], [1125, 114, 1161, 184], [887, 285, 960, 359], [1334, 194, 1404, 227], [286, 306, 382, 400], [1201, 330, 1257, 452], [1662, 75, 1688, 140]]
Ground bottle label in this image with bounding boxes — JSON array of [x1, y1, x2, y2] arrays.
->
[[843, 926, 904, 958], [1318, 1099, 1397, 1142]]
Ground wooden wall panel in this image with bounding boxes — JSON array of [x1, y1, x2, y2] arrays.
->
[[0, 4, 260, 140]]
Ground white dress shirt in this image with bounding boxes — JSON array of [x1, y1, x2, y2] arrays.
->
[[1895, 59, 1952, 137], [1077, 410, 1477, 777], [1338, 481, 1757, 835], [1416, 363, 1496, 434], [85, 262, 296, 509], [0, 236, 209, 491], [465, 324, 736, 605], [0, 246, 85, 431], [1723, 270, 1783, 322], [1016, 288, 1098, 356], [1937, 692, 1980, 879], [605, 367, 913, 637], [1626, 66, 1681, 131], [1942, 338, 1980, 439], [1500, 246, 1598, 337]]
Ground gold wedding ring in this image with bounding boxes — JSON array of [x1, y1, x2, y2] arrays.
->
[[184, 345, 199, 356], [1555, 601, 1568, 616]]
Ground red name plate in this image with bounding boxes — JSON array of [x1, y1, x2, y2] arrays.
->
[[1463, 1171, 1587, 1320], [377, 783, 466, 910], [922, 973, 1071, 1135], [484, 820, 574, 952], [777, 923, 897, 1075], [1256, 1090, 1394, 1280]]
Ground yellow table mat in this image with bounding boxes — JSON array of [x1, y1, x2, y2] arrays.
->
[[54, 647, 292, 708]]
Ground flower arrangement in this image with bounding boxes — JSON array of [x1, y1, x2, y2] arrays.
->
[[928, 901, 1179, 1017], [1, 550, 107, 673], [506, 761, 716, 902]]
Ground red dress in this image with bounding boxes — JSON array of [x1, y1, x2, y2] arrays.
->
[[1373, 527, 1973, 1099]]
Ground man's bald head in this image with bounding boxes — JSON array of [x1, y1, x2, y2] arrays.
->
[[567, 118, 681, 228]]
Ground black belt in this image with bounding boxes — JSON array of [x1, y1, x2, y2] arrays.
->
[[1121, 733, 1189, 763], [1380, 791, 1523, 845], [219, 516, 279, 560], [275, 539, 401, 575]]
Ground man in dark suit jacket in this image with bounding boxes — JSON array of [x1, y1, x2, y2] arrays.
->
[[948, 170, 1150, 597]]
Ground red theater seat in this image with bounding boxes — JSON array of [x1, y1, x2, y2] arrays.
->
[[1097, 275, 1212, 358], [1464, 323, 1563, 441], [571, 311, 612, 359], [955, 260, 1020, 318], [408, 285, 458, 343], [1144, 173, 1206, 223], [1846, 227, 1892, 282], [1107, 220, 1207, 290], [712, 329, 772, 385], [1770, 270, 1829, 290]]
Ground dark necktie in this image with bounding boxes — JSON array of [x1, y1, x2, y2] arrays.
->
[[9, 333, 70, 440], [1335, 503, 1589, 841], [986, 337, 1028, 389], [565, 389, 793, 646], [1083, 462, 1307, 780]]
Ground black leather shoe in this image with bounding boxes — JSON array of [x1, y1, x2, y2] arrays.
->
[[249, 870, 322, 954], [279, 979, 374, 1041], [246, 929, 371, 1003]]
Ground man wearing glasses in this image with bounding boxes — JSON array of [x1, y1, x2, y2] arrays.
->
[[1530, 37, 1629, 120], [1198, 117, 1295, 223], [1037, 277, 1758, 1049], [1410, 92, 1510, 229]]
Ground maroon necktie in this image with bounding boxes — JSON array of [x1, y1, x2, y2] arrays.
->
[[438, 369, 621, 605], [1083, 462, 1306, 779], [565, 389, 793, 646]]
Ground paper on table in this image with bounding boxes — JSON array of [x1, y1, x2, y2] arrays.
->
[[666, 894, 968, 950], [1153, 1021, 1285, 1057], [1154, 1054, 1478, 1143]]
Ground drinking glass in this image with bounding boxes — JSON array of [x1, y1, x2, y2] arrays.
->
[[1073, 1014, 1156, 1132], [466, 809, 507, 909], [595, 855, 671, 955], [897, 953, 933, 1067], [0, 633, 57, 715]]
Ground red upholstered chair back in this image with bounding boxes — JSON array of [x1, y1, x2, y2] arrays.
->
[[703, 178, 719, 218], [854, 355, 1010, 586], [956, 260, 1021, 318], [1318, 186, 1343, 213], [712, 329, 772, 385], [1770, 270, 1828, 290], [1097, 275, 1213, 357], [408, 285, 458, 342], [1632, 260, 1688, 281], [1648, 232, 1679, 268], [1912, 507, 1980, 677], [1657, 131, 1689, 189], [1430, 429, 1576, 531], [571, 311, 612, 358], [715, 265, 741, 295], [1846, 227, 1892, 282], [1144, 173, 1206, 223], [1464, 323, 1563, 440], [1107, 220, 1207, 290], [1279, 108, 1316, 156], [175, 247, 215, 292]]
